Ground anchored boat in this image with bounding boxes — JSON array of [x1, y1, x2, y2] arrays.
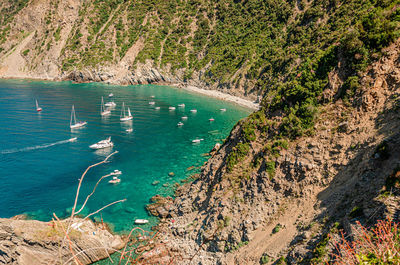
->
[[89, 137, 113, 149], [120, 102, 133, 121], [134, 219, 149, 224], [100, 97, 111, 116], [109, 176, 120, 184], [70, 105, 87, 129], [35, 99, 42, 112]]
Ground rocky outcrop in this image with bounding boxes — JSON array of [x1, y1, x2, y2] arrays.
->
[[139, 39, 400, 264], [0, 217, 124, 265]]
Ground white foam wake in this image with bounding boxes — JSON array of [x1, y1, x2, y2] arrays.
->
[[1, 138, 77, 155]]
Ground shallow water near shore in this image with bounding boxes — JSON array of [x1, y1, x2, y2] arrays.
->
[[0, 79, 251, 232]]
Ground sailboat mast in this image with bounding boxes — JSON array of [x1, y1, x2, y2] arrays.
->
[[70, 105, 74, 126], [36, 99, 38, 109], [120, 102, 125, 118]]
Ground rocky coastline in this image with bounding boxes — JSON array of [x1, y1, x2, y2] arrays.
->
[[0, 216, 124, 265]]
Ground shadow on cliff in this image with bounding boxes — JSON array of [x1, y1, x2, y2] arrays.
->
[[297, 94, 400, 256]]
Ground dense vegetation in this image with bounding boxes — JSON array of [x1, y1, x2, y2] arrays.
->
[[0, 0, 399, 172], [56, 0, 399, 177]]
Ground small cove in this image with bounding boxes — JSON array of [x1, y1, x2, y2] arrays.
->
[[0, 79, 251, 232]]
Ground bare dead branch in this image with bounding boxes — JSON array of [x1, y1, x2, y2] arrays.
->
[[70, 151, 118, 221], [75, 172, 114, 215], [83, 199, 127, 220], [53, 213, 83, 265]]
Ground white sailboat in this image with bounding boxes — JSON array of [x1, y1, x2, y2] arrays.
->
[[70, 105, 87, 129], [100, 97, 111, 116], [120, 102, 133, 121], [35, 99, 42, 112]]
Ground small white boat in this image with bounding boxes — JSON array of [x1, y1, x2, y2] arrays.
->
[[169, 106, 176, 110], [105, 101, 116, 107], [109, 176, 120, 184], [70, 105, 87, 129], [109, 93, 114, 97], [190, 109, 197, 113], [149, 101, 155, 105], [181, 116, 188, 120], [89, 137, 114, 149], [220, 108, 226, 111], [120, 102, 133, 121], [192, 138, 204, 143], [134, 219, 149, 224], [150, 95, 155, 98], [155, 107, 160, 110], [69, 137, 77, 142], [209, 118, 215, 122], [35, 99, 42, 112], [100, 97, 111, 116], [177, 122, 184, 126], [111, 169, 122, 175], [126, 128, 133, 133], [178, 103, 185, 107]]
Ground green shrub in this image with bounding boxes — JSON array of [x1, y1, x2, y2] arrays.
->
[[260, 254, 269, 264], [226, 142, 250, 172], [375, 140, 390, 160], [349, 206, 364, 219], [265, 161, 275, 179], [272, 224, 282, 234]]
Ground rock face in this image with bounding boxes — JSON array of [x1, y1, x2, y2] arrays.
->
[[0, 1, 258, 102], [0, 217, 124, 265], [140, 39, 400, 264]]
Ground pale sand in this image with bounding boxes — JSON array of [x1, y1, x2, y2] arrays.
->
[[174, 85, 260, 110]]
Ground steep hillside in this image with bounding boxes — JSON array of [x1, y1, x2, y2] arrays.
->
[[141, 36, 400, 265], [0, 0, 398, 101], [1, 1, 400, 264]]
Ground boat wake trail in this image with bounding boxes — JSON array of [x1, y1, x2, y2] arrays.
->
[[1, 138, 77, 155]]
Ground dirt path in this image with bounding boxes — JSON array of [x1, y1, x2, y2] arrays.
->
[[226, 195, 321, 264]]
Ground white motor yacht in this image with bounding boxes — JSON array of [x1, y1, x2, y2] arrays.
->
[[111, 169, 122, 175], [105, 101, 116, 107], [134, 219, 149, 224], [89, 137, 113, 149], [109, 176, 120, 184]]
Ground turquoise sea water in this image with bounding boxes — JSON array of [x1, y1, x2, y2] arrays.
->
[[0, 79, 250, 232]]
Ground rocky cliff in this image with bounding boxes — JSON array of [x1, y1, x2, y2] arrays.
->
[[1, 1, 399, 264], [0, 216, 124, 265], [140, 38, 400, 264]]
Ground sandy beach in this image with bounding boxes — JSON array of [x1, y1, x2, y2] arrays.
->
[[173, 85, 260, 110]]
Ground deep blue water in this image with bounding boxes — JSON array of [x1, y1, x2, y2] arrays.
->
[[0, 79, 250, 232]]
